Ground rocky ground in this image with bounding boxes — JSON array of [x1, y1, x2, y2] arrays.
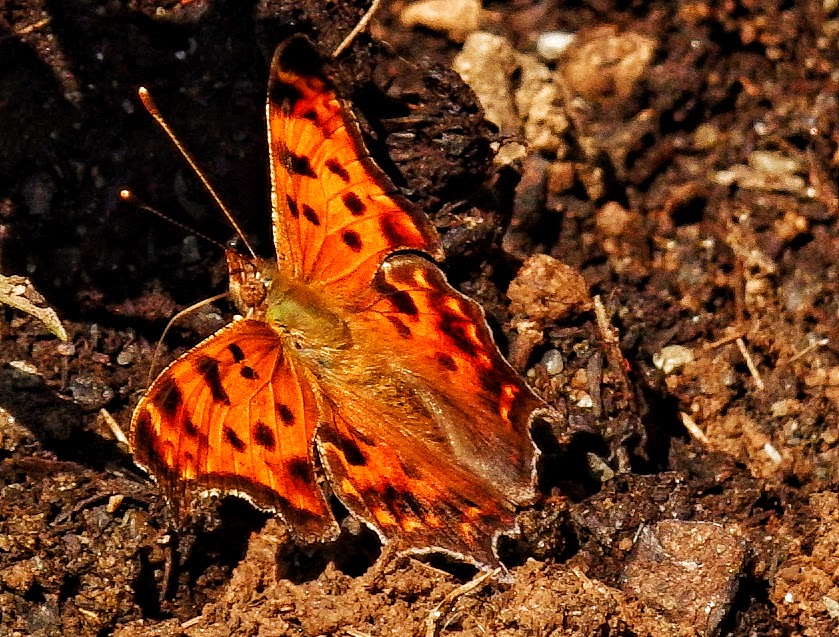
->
[[2, 0, 839, 635]]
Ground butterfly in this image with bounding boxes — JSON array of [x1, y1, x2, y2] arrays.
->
[[130, 34, 555, 569]]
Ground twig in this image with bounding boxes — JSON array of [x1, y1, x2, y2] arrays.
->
[[703, 330, 744, 350], [181, 616, 201, 629], [786, 337, 829, 364], [15, 17, 51, 35], [99, 408, 130, 448], [593, 295, 626, 380], [332, 0, 383, 59], [425, 568, 500, 637], [680, 412, 709, 445], [735, 337, 764, 390]]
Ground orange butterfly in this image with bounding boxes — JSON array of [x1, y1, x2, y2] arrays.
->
[[131, 35, 555, 568]]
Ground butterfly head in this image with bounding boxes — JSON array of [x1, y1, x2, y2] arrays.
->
[[225, 249, 274, 320]]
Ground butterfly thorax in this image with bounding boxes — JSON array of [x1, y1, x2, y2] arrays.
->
[[264, 275, 352, 350], [226, 249, 352, 350]]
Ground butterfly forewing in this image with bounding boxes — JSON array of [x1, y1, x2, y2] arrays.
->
[[131, 319, 338, 542], [267, 35, 442, 299]]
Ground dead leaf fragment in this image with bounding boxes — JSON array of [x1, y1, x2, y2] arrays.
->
[[0, 274, 68, 341]]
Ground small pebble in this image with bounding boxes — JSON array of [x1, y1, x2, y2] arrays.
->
[[541, 349, 565, 375], [535, 31, 576, 61], [401, 0, 481, 41], [653, 345, 695, 374]]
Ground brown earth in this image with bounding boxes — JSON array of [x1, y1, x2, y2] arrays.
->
[[2, 0, 839, 635]]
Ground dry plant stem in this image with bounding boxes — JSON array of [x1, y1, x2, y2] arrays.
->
[[680, 412, 710, 445], [593, 295, 629, 393], [14, 17, 51, 35], [786, 337, 830, 364], [332, 0, 383, 59], [180, 616, 201, 629], [735, 337, 764, 390], [704, 330, 744, 350], [99, 408, 130, 447], [0, 274, 68, 341], [425, 568, 501, 637]]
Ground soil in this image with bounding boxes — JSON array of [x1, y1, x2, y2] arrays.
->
[[2, 0, 839, 636]]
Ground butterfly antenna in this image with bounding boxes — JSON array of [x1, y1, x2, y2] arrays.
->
[[147, 292, 229, 384], [137, 87, 257, 259], [332, 0, 382, 58], [119, 189, 228, 251]]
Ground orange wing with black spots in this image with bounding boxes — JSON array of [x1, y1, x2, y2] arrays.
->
[[304, 254, 547, 563], [131, 319, 337, 543], [266, 35, 442, 299], [352, 254, 543, 503], [316, 392, 525, 567]]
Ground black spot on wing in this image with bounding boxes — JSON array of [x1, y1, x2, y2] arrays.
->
[[389, 290, 418, 316], [301, 109, 318, 121], [436, 352, 458, 371], [223, 426, 246, 452], [336, 434, 366, 466], [269, 80, 303, 110], [287, 456, 314, 484], [276, 403, 295, 425], [462, 496, 481, 510], [438, 309, 478, 358], [374, 273, 399, 297], [301, 205, 320, 226], [287, 150, 317, 178], [158, 378, 183, 418], [196, 356, 230, 404], [380, 213, 412, 246], [132, 410, 155, 461], [399, 490, 425, 518], [386, 315, 411, 339], [240, 366, 258, 380], [227, 343, 245, 363], [479, 370, 503, 396], [341, 229, 362, 252], [287, 195, 299, 218], [184, 417, 199, 437], [378, 485, 425, 528], [253, 421, 276, 450], [342, 192, 365, 216], [326, 158, 350, 183]]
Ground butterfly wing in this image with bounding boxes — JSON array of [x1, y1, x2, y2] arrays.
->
[[131, 319, 338, 543], [312, 254, 548, 565], [316, 396, 520, 567], [266, 35, 443, 298]]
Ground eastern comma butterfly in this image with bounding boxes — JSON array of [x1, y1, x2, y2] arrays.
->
[[131, 35, 555, 568]]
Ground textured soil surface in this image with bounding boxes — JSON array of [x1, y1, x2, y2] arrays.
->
[[3, 1, 839, 636]]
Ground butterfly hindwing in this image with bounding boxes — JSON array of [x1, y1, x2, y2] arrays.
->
[[131, 319, 338, 543], [315, 393, 520, 567], [267, 35, 443, 299], [352, 254, 544, 503]]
